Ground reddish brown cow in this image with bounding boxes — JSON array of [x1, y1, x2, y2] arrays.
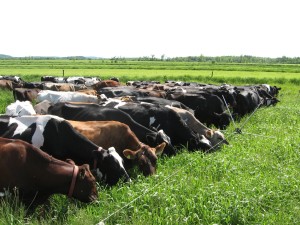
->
[[68, 120, 166, 176], [0, 137, 97, 205], [92, 80, 120, 90]]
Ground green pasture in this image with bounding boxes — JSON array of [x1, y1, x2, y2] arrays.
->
[[1, 59, 300, 84], [0, 61, 300, 224], [1, 68, 300, 86]]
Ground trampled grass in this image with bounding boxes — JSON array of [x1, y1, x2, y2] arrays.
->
[[0, 61, 300, 224]]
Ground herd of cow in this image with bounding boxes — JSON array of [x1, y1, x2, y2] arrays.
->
[[0, 75, 280, 207]]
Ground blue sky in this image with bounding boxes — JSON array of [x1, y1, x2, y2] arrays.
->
[[1, 0, 299, 58]]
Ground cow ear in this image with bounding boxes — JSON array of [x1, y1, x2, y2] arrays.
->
[[154, 142, 166, 156], [78, 167, 86, 180], [123, 149, 137, 160], [205, 130, 213, 138]]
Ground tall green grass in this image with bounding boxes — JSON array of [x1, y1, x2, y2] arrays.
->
[[0, 66, 300, 224]]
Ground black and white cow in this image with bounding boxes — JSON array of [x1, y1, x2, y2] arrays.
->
[[0, 115, 130, 186], [254, 84, 280, 106], [165, 105, 229, 151], [97, 86, 149, 98], [101, 99, 213, 152], [47, 102, 176, 155], [136, 96, 194, 113]]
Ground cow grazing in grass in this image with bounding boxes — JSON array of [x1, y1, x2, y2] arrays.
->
[[0, 79, 15, 90], [0, 115, 130, 186], [165, 105, 229, 151], [42, 83, 76, 92], [36, 90, 100, 104], [13, 88, 41, 102], [5, 100, 36, 117], [0, 137, 98, 205], [101, 99, 212, 152], [166, 88, 231, 129], [68, 120, 166, 176], [92, 80, 120, 90], [136, 96, 194, 113]]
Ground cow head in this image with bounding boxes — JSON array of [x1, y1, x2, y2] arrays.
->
[[92, 147, 131, 186], [198, 135, 213, 151], [187, 133, 213, 152], [123, 142, 166, 176], [213, 112, 231, 129], [155, 130, 176, 156], [205, 129, 229, 149], [145, 129, 175, 156], [71, 164, 98, 203]]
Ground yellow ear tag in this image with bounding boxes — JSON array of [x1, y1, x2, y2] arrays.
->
[[126, 155, 131, 159]]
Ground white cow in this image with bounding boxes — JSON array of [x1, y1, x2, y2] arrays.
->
[[36, 90, 100, 104], [5, 100, 36, 116]]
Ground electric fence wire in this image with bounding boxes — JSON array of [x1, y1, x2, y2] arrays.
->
[[96, 97, 276, 225]]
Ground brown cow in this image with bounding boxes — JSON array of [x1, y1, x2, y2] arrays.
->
[[0, 79, 21, 90], [42, 83, 76, 92], [76, 89, 98, 96], [13, 88, 41, 102], [68, 120, 166, 176], [0, 137, 98, 205]]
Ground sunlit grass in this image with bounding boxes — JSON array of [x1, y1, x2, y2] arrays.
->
[[0, 63, 300, 224]]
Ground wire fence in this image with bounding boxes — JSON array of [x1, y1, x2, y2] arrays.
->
[[96, 98, 277, 225]]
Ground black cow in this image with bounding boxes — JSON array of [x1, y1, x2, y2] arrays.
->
[[233, 86, 263, 117], [166, 89, 231, 129], [0, 115, 130, 186], [22, 82, 44, 89], [41, 76, 66, 83]]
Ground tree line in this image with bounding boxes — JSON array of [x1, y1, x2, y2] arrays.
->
[[2, 54, 300, 64], [136, 55, 300, 64]]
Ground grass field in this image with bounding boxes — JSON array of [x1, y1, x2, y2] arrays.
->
[[0, 60, 300, 225], [1, 59, 300, 84]]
